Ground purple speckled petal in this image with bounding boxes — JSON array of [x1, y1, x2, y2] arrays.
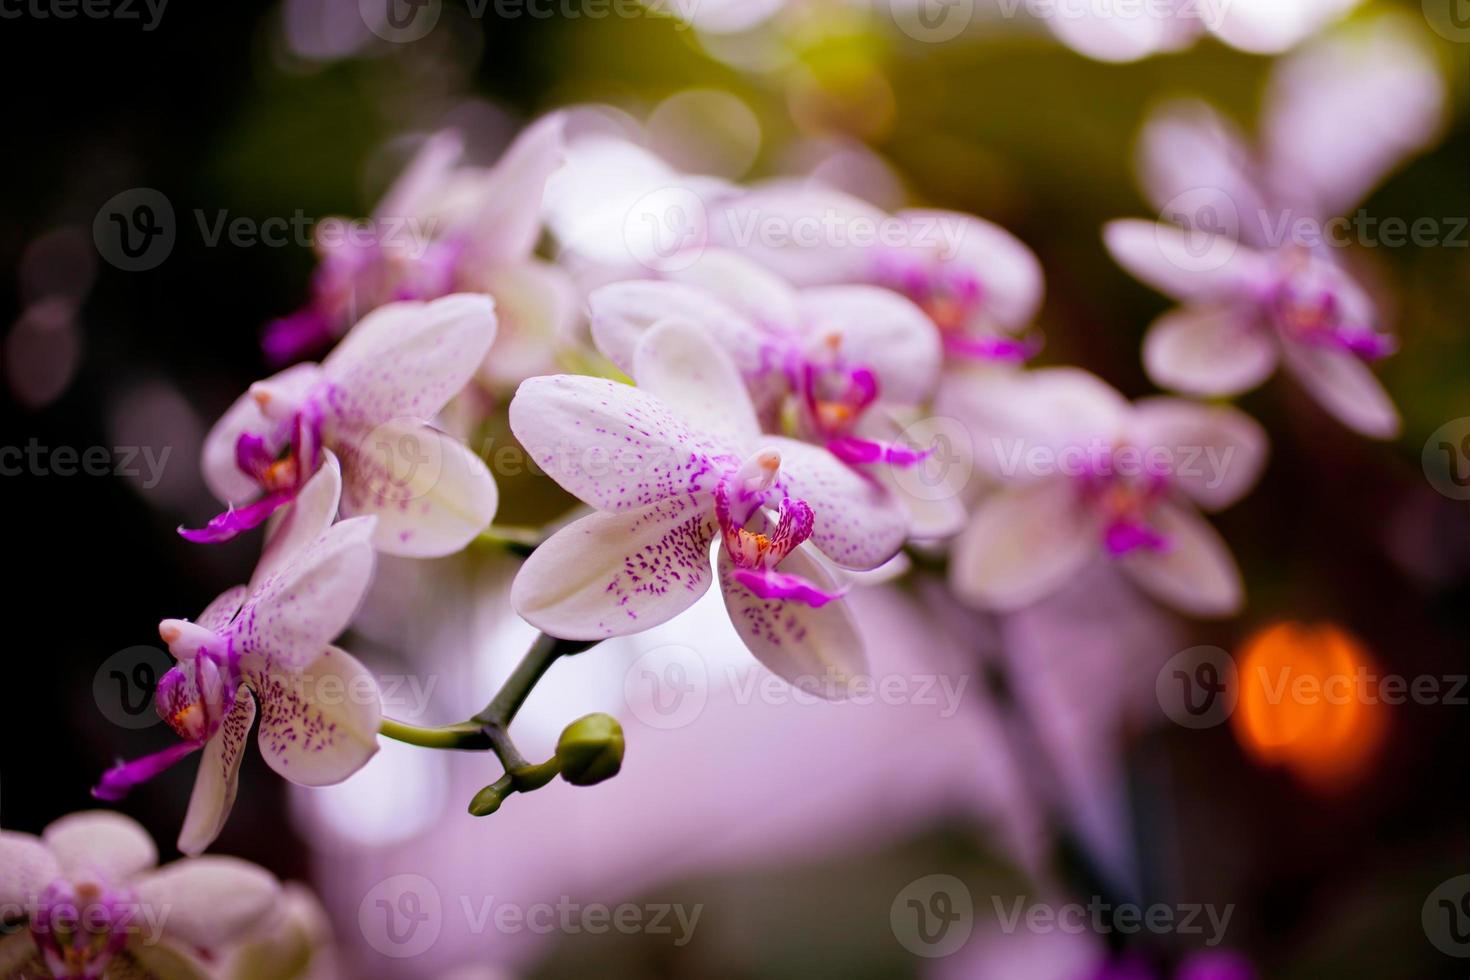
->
[[195, 585, 248, 633], [321, 293, 497, 429], [716, 541, 865, 696], [178, 490, 296, 544], [230, 516, 377, 673], [333, 420, 497, 558], [511, 500, 718, 640], [92, 742, 202, 802], [248, 644, 380, 788], [508, 374, 736, 512], [176, 687, 256, 856], [765, 436, 908, 570]]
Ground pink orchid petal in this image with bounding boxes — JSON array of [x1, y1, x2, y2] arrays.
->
[[511, 502, 719, 640], [1104, 219, 1268, 304], [261, 307, 334, 367], [200, 363, 323, 505], [178, 491, 295, 543], [251, 452, 344, 590], [1138, 100, 1271, 247], [508, 374, 736, 512], [41, 812, 158, 884], [825, 435, 932, 468], [92, 742, 202, 802], [135, 857, 280, 951], [0, 834, 60, 907], [464, 113, 565, 268], [731, 566, 845, 607], [196, 585, 249, 633]]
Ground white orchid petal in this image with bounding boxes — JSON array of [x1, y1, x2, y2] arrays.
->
[[1104, 219, 1266, 303], [252, 645, 381, 787], [474, 259, 577, 388], [716, 541, 865, 694], [766, 436, 908, 570], [335, 420, 497, 558], [950, 481, 1096, 612], [234, 517, 376, 672], [252, 452, 343, 590], [177, 688, 256, 857], [511, 502, 718, 640], [323, 294, 497, 428], [0, 833, 60, 906], [1129, 398, 1269, 512], [1281, 341, 1401, 439], [631, 319, 761, 448], [1121, 501, 1244, 618], [195, 586, 248, 633], [136, 857, 280, 951], [664, 247, 801, 327], [41, 811, 156, 884], [508, 374, 735, 512], [1143, 305, 1279, 397], [588, 279, 767, 379], [201, 363, 322, 505], [796, 285, 941, 407], [897, 209, 1045, 331]]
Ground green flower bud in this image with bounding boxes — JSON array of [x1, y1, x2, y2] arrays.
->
[[555, 713, 625, 786]]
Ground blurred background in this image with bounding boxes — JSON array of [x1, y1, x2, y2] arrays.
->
[[1, 0, 1467, 976]]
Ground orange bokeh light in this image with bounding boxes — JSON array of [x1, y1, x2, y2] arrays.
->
[[1232, 621, 1388, 791]]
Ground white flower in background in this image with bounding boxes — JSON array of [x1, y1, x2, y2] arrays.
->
[[942, 367, 1267, 617]]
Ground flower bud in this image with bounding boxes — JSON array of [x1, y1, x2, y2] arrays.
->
[[555, 713, 624, 786]]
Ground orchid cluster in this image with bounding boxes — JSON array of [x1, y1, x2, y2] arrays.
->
[[67, 8, 1446, 978]]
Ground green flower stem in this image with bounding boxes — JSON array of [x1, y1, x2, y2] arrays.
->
[[377, 632, 600, 815]]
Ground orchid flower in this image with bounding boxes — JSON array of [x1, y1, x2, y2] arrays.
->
[[189, 293, 499, 557], [1105, 15, 1444, 439], [1039, 0, 1362, 63], [263, 117, 575, 389], [941, 367, 1267, 618], [0, 811, 280, 979], [709, 185, 1044, 364], [507, 319, 910, 690], [97, 460, 381, 855], [589, 248, 967, 537]]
